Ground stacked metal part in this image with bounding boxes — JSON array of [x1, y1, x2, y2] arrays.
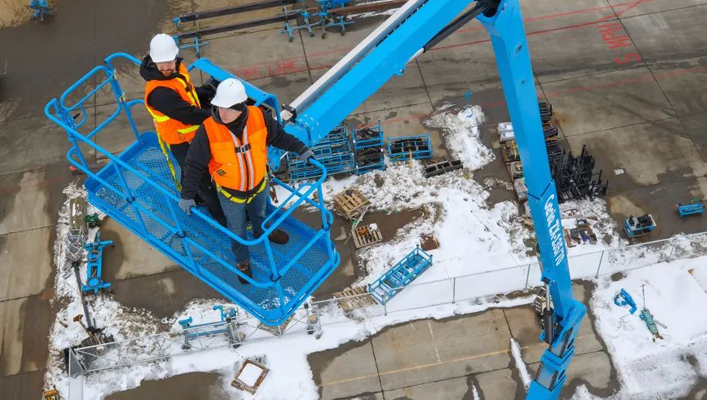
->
[[352, 122, 386, 175], [549, 145, 609, 202], [286, 124, 355, 181], [387, 134, 433, 162], [500, 101, 608, 204]]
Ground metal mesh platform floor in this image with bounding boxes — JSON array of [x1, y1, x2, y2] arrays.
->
[[85, 134, 337, 323]]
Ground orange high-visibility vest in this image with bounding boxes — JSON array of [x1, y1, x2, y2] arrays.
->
[[204, 106, 268, 195], [144, 63, 201, 145]]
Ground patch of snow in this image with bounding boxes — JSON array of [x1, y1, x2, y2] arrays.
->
[[587, 258, 707, 399], [691, 265, 707, 292], [472, 383, 481, 400], [425, 105, 491, 170], [66, 295, 534, 399], [238, 363, 264, 387], [510, 338, 530, 391]]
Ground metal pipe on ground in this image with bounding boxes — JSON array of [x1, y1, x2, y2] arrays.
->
[[177, 14, 300, 40], [177, 0, 298, 22]]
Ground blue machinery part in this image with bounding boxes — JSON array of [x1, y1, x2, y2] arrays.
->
[[82, 231, 114, 294], [29, 0, 53, 22], [624, 214, 656, 238], [676, 201, 705, 218], [287, 125, 355, 181], [613, 289, 637, 315], [46, 53, 340, 326], [368, 247, 433, 305], [47, 0, 586, 396], [178, 305, 242, 349], [281, 1, 352, 42], [639, 309, 660, 337]]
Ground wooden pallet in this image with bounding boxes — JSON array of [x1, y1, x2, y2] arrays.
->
[[231, 359, 269, 394], [257, 313, 295, 335], [334, 189, 370, 220], [332, 286, 376, 312], [352, 224, 383, 249]]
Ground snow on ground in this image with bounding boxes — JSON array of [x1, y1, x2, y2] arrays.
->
[[320, 105, 535, 287], [511, 338, 531, 390], [47, 105, 705, 399], [572, 258, 707, 399], [426, 105, 492, 170], [62, 295, 535, 399]]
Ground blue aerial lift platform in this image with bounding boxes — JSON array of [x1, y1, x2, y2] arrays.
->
[[45, 54, 340, 326], [46, 0, 585, 397]]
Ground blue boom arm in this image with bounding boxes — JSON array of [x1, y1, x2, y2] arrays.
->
[[280, 0, 587, 398]]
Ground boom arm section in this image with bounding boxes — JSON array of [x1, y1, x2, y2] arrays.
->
[[477, 3, 587, 399], [281, 0, 586, 398], [282, 0, 490, 145]]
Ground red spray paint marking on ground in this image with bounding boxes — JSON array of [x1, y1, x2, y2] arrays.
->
[[0, 0, 697, 191], [595, 22, 643, 65], [230, 0, 675, 80]]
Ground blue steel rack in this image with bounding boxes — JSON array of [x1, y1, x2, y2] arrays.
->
[[287, 125, 355, 181], [82, 231, 114, 294], [387, 134, 433, 162], [351, 122, 385, 175], [45, 53, 339, 326], [368, 247, 433, 305]]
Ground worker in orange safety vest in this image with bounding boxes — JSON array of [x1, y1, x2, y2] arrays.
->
[[178, 78, 314, 284], [141, 33, 225, 225]]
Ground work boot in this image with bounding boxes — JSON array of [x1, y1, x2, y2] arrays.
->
[[237, 261, 252, 284], [268, 229, 289, 245]]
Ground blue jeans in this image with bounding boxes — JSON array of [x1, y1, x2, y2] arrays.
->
[[217, 185, 269, 264]]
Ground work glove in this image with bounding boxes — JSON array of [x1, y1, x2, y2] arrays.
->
[[299, 148, 315, 164], [179, 198, 196, 215]]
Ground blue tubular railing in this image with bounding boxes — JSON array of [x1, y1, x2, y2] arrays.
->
[[45, 53, 340, 325]]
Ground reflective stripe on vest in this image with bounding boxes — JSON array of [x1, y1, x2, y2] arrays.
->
[[204, 106, 268, 194], [144, 62, 201, 145]]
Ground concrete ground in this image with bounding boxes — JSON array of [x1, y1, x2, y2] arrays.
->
[[309, 283, 616, 400], [1, 0, 707, 398]]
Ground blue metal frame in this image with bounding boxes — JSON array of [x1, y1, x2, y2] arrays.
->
[[178, 305, 238, 347], [351, 122, 385, 175], [171, 20, 209, 58], [368, 246, 433, 305], [287, 125, 355, 181], [45, 53, 339, 326], [352, 121, 384, 151], [676, 201, 704, 218], [387, 134, 433, 162], [281, 0, 353, 41], [82, 231, 114, 294], [29, 0, 52, 22], [623, 215, 655, 238]]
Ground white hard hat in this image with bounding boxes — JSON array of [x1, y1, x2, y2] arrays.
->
[[149, 33, 179, 63], [211, 78, 248, 108]]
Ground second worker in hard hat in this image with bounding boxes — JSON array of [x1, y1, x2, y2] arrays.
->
[[178, 78, 314, 284], [141, 33, 226, 226]]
